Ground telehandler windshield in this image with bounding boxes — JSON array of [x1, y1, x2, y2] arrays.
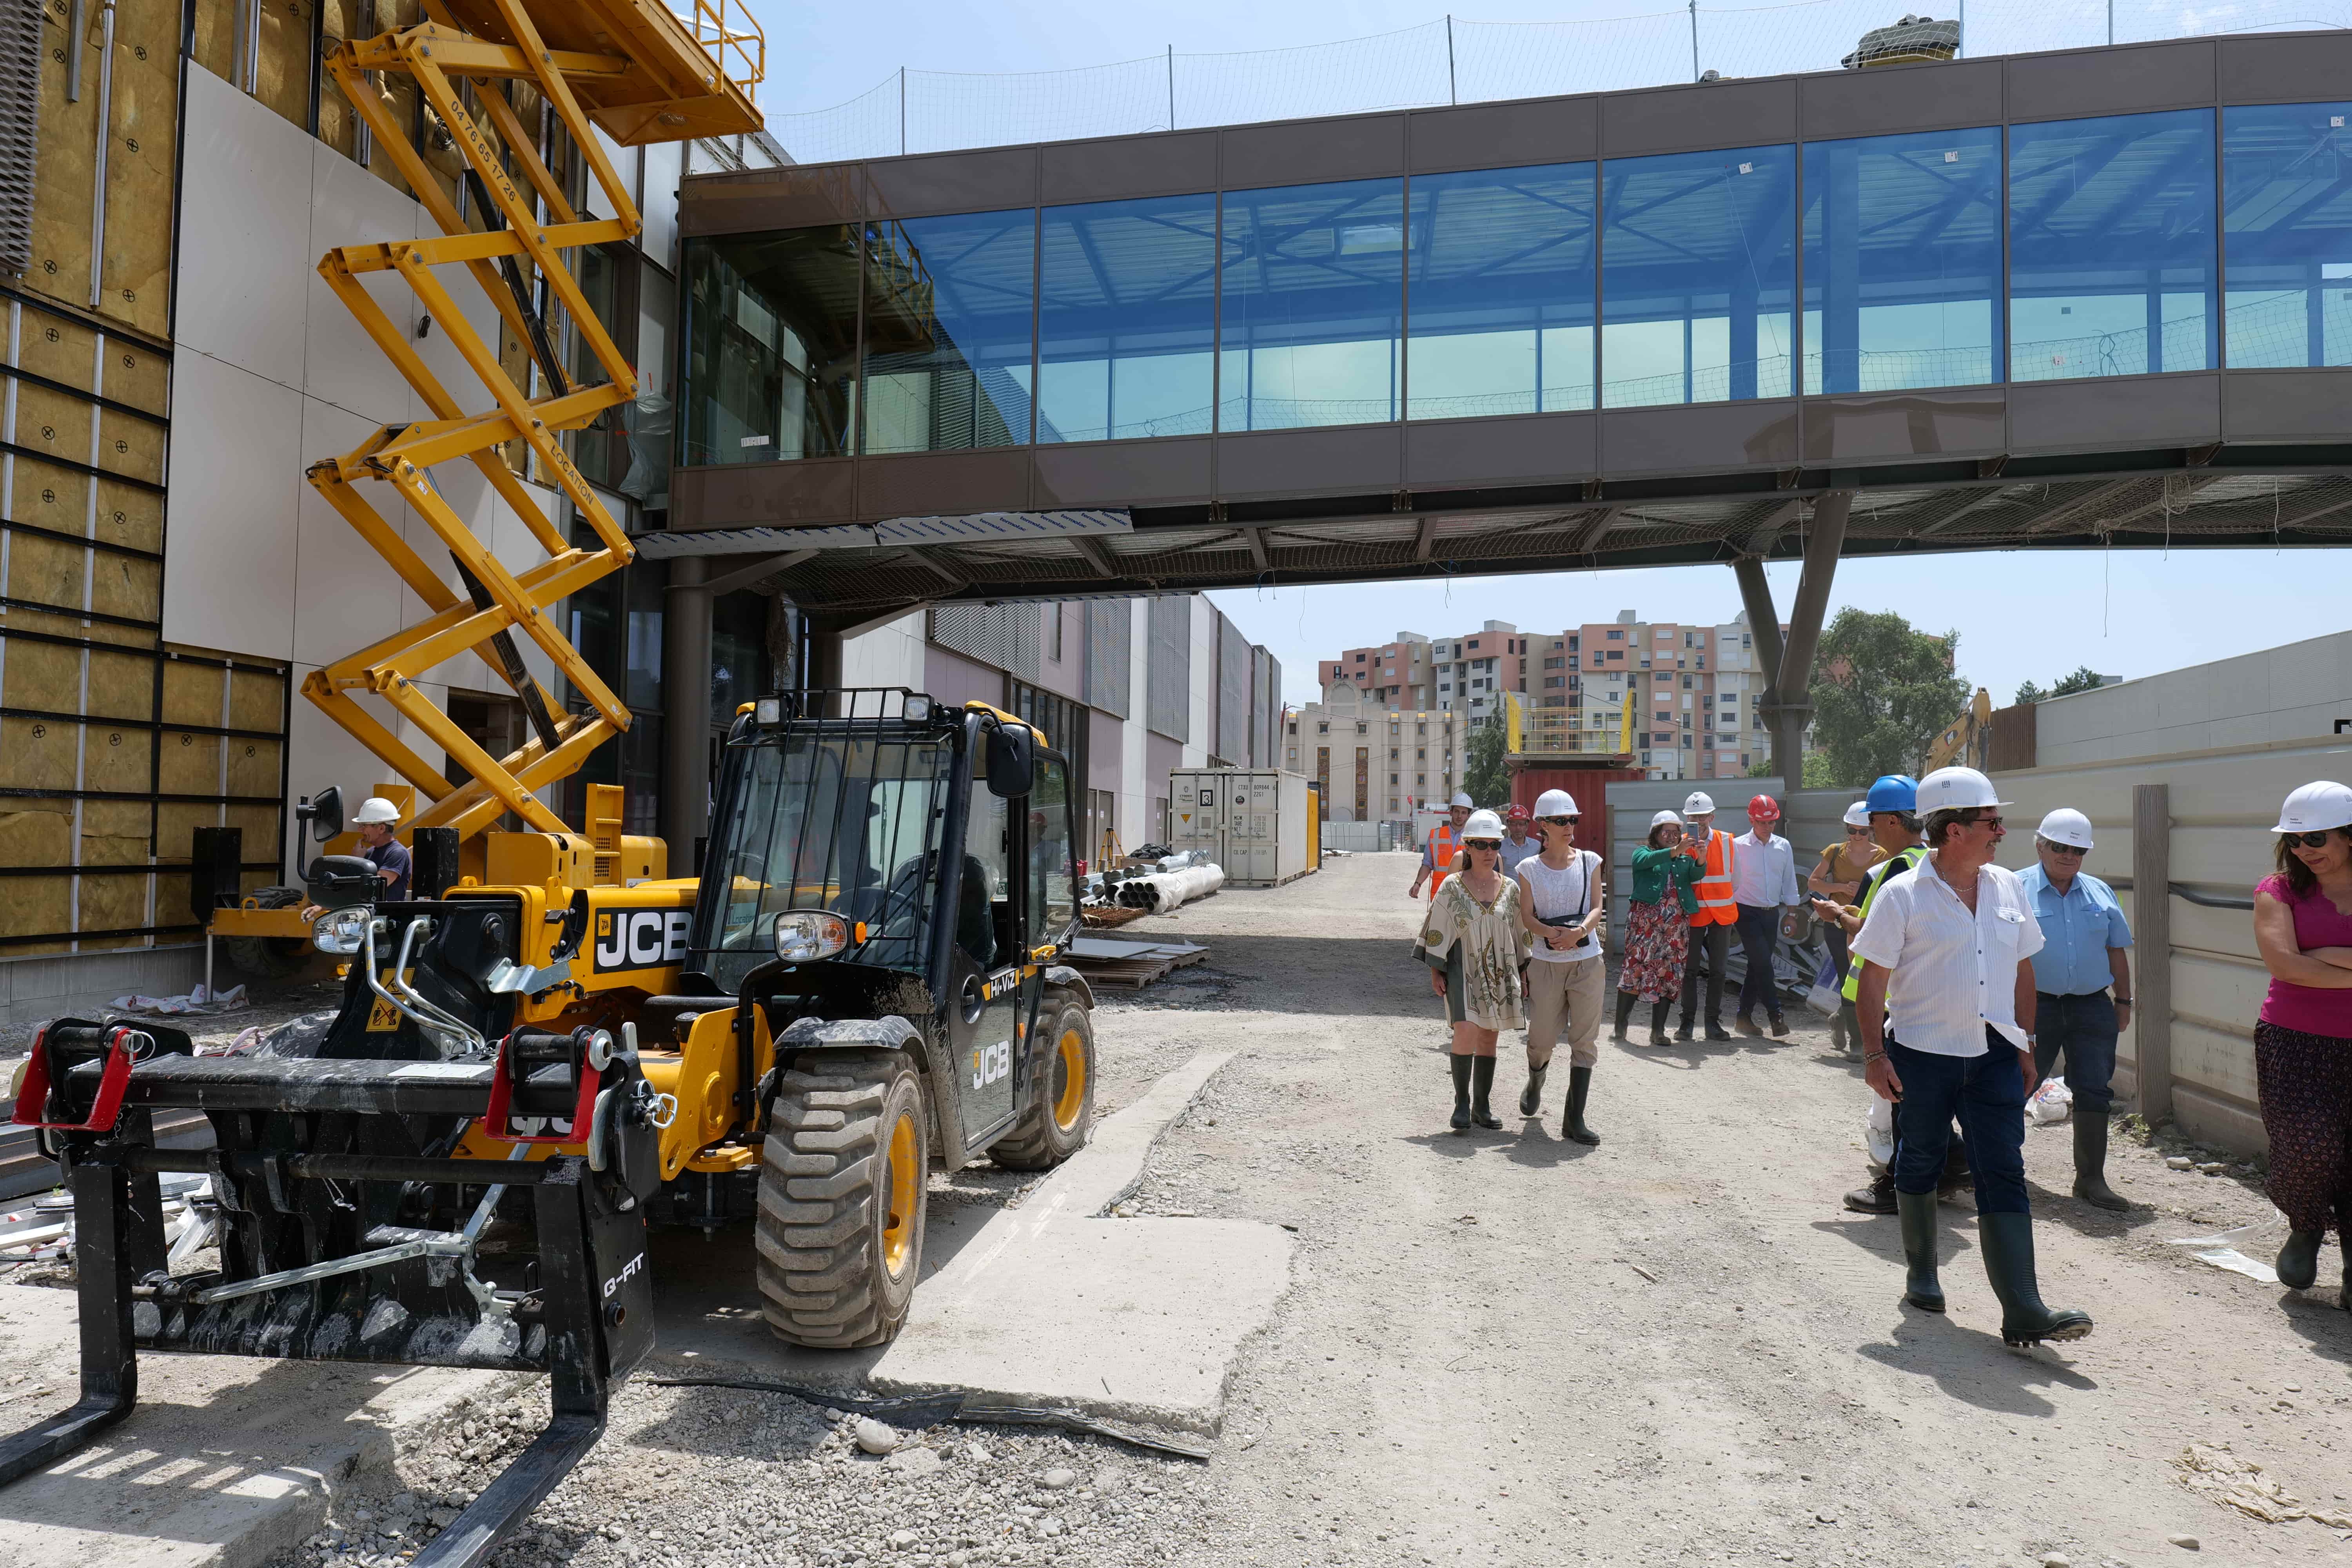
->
[[696, 729, 956, 989]]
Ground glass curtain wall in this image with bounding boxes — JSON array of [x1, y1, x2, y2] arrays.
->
[[1406, 163, 1597, 419], [1037, 193, 1218, 442], [2222, 102, 2352, 369], [679, 227, 862, 466], [862, 209, 1039, 453], [1218, 179, 1406, 430], [1802, 127, 2002, 394], [1600, 145, 1797, 407], [2009, 109, 2217, 381]]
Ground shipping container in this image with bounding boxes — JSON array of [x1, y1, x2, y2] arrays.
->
[[1169, 768, 1316, 886]]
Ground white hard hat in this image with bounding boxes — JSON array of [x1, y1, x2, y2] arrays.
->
[[1461, 809, 1505, 840], [1683, 791, 1715, 816], [2036, 808, 2094, 850], [1650, 809, 1685, 830], [2274, 780, 2352, 835], [1915, 766, 2006, 813], [1534, 788, 1578, 817], [1450, 791, 1474, 809], [354, 795, 402, 825], [1843, 801, 1871, 828]]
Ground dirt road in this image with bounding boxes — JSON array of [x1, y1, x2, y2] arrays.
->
[[269, 850, 2349, 1568]]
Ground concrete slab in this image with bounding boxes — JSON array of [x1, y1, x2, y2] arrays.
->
[[0, 1283, 497, 1568]]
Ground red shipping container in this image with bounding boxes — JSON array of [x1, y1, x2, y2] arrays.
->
[[1508, 765, 1647, 882]]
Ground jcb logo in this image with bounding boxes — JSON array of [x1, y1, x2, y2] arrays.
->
[[594, 910, 689, 973], [971, 1040, 1011, 1091]]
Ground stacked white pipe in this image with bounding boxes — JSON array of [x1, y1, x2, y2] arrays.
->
[[1114, 862, 1225, 913]]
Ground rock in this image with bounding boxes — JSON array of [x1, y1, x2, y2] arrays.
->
[[963, 1441, 993, 1464], [1038, 1515, 1065, 1537], [890, 1528, 920, 1547], [2197, 1161, 2228, 1176], [1040, 1467, 1078, 1490], [2043, 1555, 2071, 1567], [887, 1446, 944, 1477], [2166, 1156, 2194, 1169], [1093, 1466, 1128, 1494], [854, 1417, 901, 1455], [2167, 1534, 2200, 1550]]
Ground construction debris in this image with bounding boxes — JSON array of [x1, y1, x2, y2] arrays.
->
[[1065, 936, 1210, 989], [1114, 864, 1225, 915], [2175, 1444, 2352, 1528]]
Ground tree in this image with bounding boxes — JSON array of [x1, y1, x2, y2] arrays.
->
[[2016, 666, 2107, 705], [1806, 609, 1971, 788], [1464, 720, 1510, 808]]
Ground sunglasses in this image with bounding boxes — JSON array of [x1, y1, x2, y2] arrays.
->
[[2044, 842, 2087, 857], [1955, 813, 2004, 830], [1464, 839, 1503, 852], [2282, 830, 2339, 849], [1539, 814, 1579, 826], [1844, 826, 1871, 836]]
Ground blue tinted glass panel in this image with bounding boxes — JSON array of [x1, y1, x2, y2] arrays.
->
[[1218, 180, 1405, 430], [1599, 145, 1796, 408], [1406, 164, 1596, 419], [2009, 109, 2216, 382], [862, 209, 1036, 453], [1037, 194, 1217, 442], [1801, 127, 2002, 394], [2223, 102, 2352, 369]]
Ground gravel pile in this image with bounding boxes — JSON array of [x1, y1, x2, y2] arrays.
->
[[282, 1379, 1225, 1568]]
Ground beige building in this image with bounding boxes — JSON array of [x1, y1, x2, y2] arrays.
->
[[1284, 681, 1470, 822]]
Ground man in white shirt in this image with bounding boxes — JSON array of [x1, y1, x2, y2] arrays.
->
[[1729, 794, 1802, 1038], [1850, 767, 2092, 1348]]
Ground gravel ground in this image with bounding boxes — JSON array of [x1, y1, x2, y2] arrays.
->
[[107, 854, 2352, 1567]]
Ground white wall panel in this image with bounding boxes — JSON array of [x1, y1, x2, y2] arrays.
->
[[175, 69, 314, 390], [282, 667, 415, 870], [162, 351, 303, 659], [842, 612, 924, 691], [303, 149, 417, 424], [292, 399, 405, 668]]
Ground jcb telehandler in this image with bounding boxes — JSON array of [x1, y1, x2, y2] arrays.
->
[[2, 690, 1097, 1566]]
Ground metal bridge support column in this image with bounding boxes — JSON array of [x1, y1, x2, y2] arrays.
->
[[1730, 490, 1851, 787], [662, 555, 713, 871]]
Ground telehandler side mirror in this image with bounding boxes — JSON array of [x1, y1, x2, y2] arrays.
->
[[303, 786, 346, 843], [985, 723, 1036, 799]]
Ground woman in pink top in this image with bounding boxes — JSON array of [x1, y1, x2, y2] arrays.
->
[[2250, 780, 2352, 1306]]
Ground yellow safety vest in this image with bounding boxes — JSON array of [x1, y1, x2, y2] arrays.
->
[[1840, 845, 1928, 1002]]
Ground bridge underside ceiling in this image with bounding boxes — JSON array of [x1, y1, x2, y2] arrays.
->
[[712, 463, 2352, 627]]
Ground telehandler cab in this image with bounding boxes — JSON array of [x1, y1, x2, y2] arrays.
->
[[1, 690, 1097, 1566]]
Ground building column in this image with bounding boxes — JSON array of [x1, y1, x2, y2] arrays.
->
[[1730, 490, 1851, 786], [661, 555, 713, 871]]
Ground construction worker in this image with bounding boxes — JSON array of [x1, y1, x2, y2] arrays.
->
[[1499, 804, 1543, 876], [1808, 800, 1886, 1054], [354, 796, 412, 900], [1674, 791, 1738, 1041], [2019, 807, 2134, 1212], [1514, 788, 1604, 1144], [1850, 766, 2092, 1347], [1409, 792, 1475, 901], [1730, 794, 1801, 1038]]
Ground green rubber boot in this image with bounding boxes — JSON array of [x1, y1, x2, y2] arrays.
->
[[1896, 1190, 1945, 1312], [1563, 1066, 1600, 1146], [1519, 1063, 1548, 1117], [1979, 1212, 2093, 1347]]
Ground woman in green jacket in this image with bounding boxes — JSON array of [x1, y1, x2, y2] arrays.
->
[[1613, 810, 1707, 1046]]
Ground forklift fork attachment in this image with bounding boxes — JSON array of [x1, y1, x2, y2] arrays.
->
[[411, 1413, 603, 1568], [0, 1160, 140, 1486]]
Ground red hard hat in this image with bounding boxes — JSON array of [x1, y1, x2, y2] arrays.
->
[[1503, 802, 1530, 820], [1748, 794, 1781, 818]]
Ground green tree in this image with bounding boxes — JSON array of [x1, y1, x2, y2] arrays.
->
[[1806, 609, 1971, 788], [1464, 720, 1510, 808], [2016, 666, 2107, 705]]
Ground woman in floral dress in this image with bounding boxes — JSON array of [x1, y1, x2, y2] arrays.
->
[[1417, 810, 1532, 1130], [1615, 810, 1706, 1047]]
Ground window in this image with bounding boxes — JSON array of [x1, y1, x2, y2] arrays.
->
[[1608, 650, 1624, 662], [1544, 675, 1564, 688], [1606, 630, 1623, 640], [1800, 126, 2002, 394], [1602, 144, 1797, 407], [2223, 102, 2352, 368], [1317, 722, 1328, 733], [2010, 109, 2217, 381], [1356, 651, 1368, 661], [681, 227, 861, 465], [1220, 179, 1405, 429], [864, 209, 1038, 452], [1037, 193, 1217, 443]]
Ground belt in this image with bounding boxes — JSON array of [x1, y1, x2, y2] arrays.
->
[[2036, 988, 2110, 999]]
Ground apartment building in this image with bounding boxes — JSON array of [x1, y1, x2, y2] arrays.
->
[[1316, 621, 1529, 726], [1284, 679, 1469, 822]]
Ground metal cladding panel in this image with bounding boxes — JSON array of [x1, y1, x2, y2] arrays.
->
[[0, 0, 37, 276], [1217, 614, 1251, 766], [679, 165, 865, 237], [1252, 647, 1279, 766], [1042, 130, 1221, 205], [1411, 97, 1597, 173], [1146, 596, 1190, 742], [1801, 391, 2006, 464], [2223, 371, 2352, 443], [2006, 39, 2216, 122], [1086, 597, 1132, 719], [2219, 33, 2352, 104], [2008, 373, 2220, 454], [929, 603, 1040, 681], [1798, 58, 2004, 142]]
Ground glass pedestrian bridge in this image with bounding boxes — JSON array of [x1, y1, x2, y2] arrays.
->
[[665, 31, 2352, 624]]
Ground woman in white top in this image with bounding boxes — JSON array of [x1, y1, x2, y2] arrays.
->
[[1416, 810, 1532, 1130], [1514, 789, 1606, 1145]]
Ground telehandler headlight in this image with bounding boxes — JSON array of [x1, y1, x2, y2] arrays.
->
[[755, 697, 783, 726], [312, 906, 374, 955], [902, 695, 933, 722], [773, 911, 851, 962]]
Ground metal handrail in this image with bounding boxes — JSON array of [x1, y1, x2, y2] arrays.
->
[[674, 0, 766, 97]]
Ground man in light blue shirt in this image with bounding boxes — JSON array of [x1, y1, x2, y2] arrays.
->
[[2017, 807, 2135, 1212]]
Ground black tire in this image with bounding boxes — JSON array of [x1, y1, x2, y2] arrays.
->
[[223, 886, 311, 979], [990, 999, 1095, 1170], [754, 1048, 927, 1349]]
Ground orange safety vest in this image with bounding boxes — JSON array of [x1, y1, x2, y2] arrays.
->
[[1686, 828, 1737, 927], [1425, 823, 1463, 897]]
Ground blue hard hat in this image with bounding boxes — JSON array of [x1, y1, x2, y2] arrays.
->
[[1865, 774, 1918, 813]]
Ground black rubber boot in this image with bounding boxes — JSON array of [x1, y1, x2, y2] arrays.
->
[[2277, 1228, 2324, 1290], [1449, 1054, 1473, 1131], [1519, 1063, 1548, 1117], [1649, 1001, 1672, 1047], [2070, 1116, 2127, 1211], [1828, 1011, 1848, 1054], [1611, 990, 1636, 1044], [1769, 1014, 1791, 1038], [1563, 1066, 1600, 1145], [1896, 1190, 1945, 1312], [1470, 1056, 1502, 1129], [1844, 1168, 1897, 1214], [1979, 1211, 2093, 1347]]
